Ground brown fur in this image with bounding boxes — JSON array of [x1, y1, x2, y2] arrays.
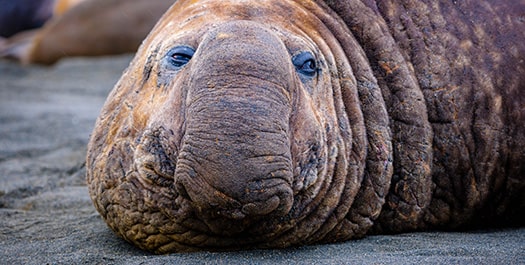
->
[[86, 0, 525, 253]]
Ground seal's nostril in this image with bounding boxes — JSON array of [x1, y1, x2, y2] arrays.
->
[[175, 179, 191, 199], [241, 195, 281, 216]]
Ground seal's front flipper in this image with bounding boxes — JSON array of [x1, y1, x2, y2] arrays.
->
[[0, 29, 37, 64]]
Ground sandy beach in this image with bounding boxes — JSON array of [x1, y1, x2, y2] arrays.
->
[[0, 55, 523, 264]]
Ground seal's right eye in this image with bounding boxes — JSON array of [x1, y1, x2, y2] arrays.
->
[[166, 46, 195, 68]]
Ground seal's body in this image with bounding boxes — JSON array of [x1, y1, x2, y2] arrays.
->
[[87, 0, 525, 253]]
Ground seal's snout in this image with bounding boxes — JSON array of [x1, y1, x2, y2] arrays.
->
[[174, 166, 293, 220], [171, 20, 296, 224]]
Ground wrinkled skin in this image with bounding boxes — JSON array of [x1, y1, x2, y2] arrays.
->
[[86, 0, 525, 253]]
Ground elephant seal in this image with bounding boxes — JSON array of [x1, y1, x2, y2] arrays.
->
[[0, 0, 174, 65], [86, 0, 525, 253]]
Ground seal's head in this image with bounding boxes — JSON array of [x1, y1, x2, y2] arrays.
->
[[87, 0, 391, 253]]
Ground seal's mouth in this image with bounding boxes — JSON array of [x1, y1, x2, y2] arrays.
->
[[172, 118, 295, 223], [174, 166, 294, 221], [133, 125, 295, 236], [134, 127, 178, 188]]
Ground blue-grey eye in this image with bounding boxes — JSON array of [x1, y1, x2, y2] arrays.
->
[[166, 46, 195, 68], [292, 51, 317, 77]]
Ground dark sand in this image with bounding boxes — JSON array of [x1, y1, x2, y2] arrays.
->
[[1, 55, 523, 264]]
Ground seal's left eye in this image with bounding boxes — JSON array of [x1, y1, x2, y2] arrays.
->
[[166, 46, 195, 68], [292, 51, 317, 77]]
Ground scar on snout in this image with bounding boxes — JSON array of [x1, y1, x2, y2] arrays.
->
[[216, 32, 232, 39]]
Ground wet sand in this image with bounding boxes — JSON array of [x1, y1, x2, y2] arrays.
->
[[0, 55, 523, 264]]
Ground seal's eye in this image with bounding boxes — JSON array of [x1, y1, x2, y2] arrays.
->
[[292, 51, 317, 77], [166, 46, 195, 68]]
